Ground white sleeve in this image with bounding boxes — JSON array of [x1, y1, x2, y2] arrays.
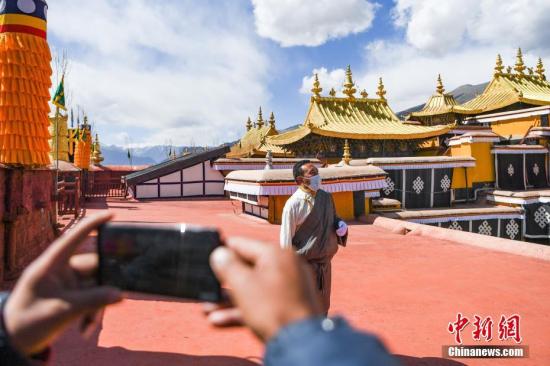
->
[[280, 201, 296, 249]]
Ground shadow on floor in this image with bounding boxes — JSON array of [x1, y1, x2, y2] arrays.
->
[[396, 355, 468, 366], [58, 346, 262, 366], [53, 309, 261, 366]]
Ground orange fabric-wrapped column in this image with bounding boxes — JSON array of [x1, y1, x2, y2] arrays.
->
[[0, 0, 51, 166], [74, 124, 91, 170]]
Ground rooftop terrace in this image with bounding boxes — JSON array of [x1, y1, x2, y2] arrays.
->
[[53, 198, 550, 365]]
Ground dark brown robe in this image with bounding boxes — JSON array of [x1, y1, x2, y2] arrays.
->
[[292, 189, 347, 313]]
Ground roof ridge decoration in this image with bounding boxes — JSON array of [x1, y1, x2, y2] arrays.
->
[[436, 74, 445, 94], [536, 57, 546, 81], [269, 112, 276, 129], [494, 54, 504, 75], [342, 65, 357, 99], [311, 73, 323, 98], [377, 77, 387, 102], [329, 88, 337, 97], [246, 116, 253, 131], [360, 89, 369, 98], [256, 107, 264, 128], [514, 48, 526, 78]]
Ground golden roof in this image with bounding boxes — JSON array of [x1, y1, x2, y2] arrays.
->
[[456, 50, 550, 114], [227, 109, 288, 158], [457, 72, 550, 114], [409, 74, 461, 118], [269, 96, 450, 145]]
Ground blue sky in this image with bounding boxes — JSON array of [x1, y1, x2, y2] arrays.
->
[[47, 0, 550, 147]]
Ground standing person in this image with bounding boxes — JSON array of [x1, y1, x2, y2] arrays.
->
[[280, 160, 348, 314]]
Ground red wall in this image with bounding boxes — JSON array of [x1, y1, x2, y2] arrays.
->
[[0, 167, 56, 286]]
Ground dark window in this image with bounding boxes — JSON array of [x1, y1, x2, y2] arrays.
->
[[541, 114, 549, 127]]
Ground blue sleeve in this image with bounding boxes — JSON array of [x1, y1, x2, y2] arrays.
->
[[264, 317, 401, 366]]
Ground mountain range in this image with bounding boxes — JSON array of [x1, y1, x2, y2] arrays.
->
[[102, 82, 489, 166]]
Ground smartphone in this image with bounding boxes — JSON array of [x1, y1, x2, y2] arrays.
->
[[98, 222, 222, 302]]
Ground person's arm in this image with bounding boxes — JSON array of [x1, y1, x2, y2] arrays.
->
[[280, 202, 296, 249], [265, 317, 400, 366], [2, 213, 122, 360], [206, 238, 400, 366]]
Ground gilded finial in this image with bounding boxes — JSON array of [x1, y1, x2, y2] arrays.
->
[[377, 77, 387, 101], [528, 67, 534, 75], [311, 73, 323, 98], [91, 133, 104, 166], [342, 139, 351, 165], [342, 65, 357, 99], [360, 89, 368, 98], [246, 117, 253, 131], [436, 74, 445, 94], [494, 54, 504, 75], [256, 107, 264, 128], [514, 48, 526, 77], [269, 112, 276, 129], [329, 88, 337, 97], [536, 57, 546, 80]]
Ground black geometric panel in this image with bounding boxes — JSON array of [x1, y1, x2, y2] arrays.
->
[[381, 170, 402, 200], [433, 168, 453, 208], [524, 203, 550, 238], [441, 220, 469, 232], [404, 169, 432, 209], [497, 154, 525, 190], [526, 154, 547, 188], [499, 218, 522, 241], [471, 219, 499, 237]]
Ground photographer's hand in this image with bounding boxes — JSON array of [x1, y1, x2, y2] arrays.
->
[[207, 238, 323, 342], [3, 213, 122, 356]]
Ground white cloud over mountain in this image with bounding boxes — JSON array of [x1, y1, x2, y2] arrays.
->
[[251, 0, 378, 47], [49, 0, 271, 146], [301, 0, 550, 112]]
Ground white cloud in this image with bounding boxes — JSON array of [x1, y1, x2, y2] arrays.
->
[[300, 68, 347, 96], [251, 0, 378, 47], [48, 0, 270, 146], [393, 0, 550, 55], [300, 0, 550, 114]]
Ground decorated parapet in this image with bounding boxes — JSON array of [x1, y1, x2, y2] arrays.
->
[[74, 118, 91, 169], [224, 166, 387, 224], [0, 0, 51, 166]]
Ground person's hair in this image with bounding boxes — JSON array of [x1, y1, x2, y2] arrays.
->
[[293, 160, 311, 182]]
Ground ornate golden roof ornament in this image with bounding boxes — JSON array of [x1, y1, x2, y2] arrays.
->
[[528, 67, 534, 76], [506, 66, 512, 74], [91, 133, 104, 165], [436, 74, 445, 94], [360, 89, 368, 98], [311, 73, 323, 98], [377, 77, 387, 101], [329, 88, 337, 97], [494, 54, 504, 75], [256, 107, 264, 128], [246, 116, 253, 131], [536, 57, 546, 80], [342, 65, 357, 99], [514, 48, 526, 77], [269, 112, 276, 129], [342, 139, 351, 165]]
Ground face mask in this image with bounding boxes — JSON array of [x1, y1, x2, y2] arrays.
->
[[305, 174, 322, 192]]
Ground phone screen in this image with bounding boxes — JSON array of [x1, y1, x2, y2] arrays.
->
[[98, 222, 222, 302]]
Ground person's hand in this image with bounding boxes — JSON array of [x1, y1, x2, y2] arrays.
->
[[206, 238, 323, 342], [3, 213, 123, 356], [336, 221, 348, 237]]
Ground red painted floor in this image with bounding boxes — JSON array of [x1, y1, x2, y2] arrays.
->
[[52, 198, 550, 365]]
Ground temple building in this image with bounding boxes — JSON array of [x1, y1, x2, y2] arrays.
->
[[266, 67, 450, 161], [411, 49, 550, 128], [407, 75, 464, 126], [226, 108, 288, 158]]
